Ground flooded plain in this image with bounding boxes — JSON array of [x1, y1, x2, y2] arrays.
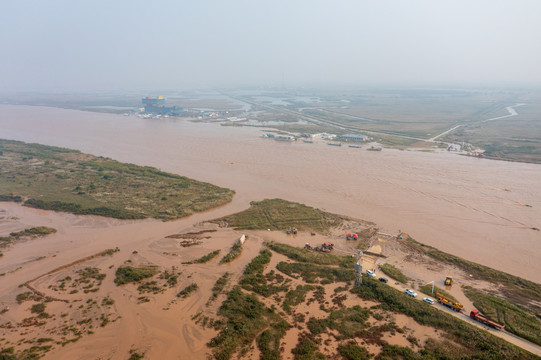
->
[[0, 104, 540, 282]]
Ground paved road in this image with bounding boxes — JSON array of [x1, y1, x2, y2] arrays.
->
[[381, 277, 541, 357], [429, 103, 525, 141]]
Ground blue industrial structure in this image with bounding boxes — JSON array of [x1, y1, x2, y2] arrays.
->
[[142, 96, 182, 115]]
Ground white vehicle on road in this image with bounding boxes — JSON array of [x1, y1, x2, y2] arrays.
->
[[422, 297, 434, 304], [366, 269, 376, 277], [404, 289, 418, 297]]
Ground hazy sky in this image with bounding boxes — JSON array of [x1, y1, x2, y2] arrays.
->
[[1, 0, 540, 91]]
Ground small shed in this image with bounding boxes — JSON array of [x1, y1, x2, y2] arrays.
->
[[237, 234, 246, 244]]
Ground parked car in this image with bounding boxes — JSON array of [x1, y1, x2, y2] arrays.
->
[[404, 289, 418, 297], [379, 277, 388, 283], [366, 269, 376, 278], [422, 297, 434, 304]]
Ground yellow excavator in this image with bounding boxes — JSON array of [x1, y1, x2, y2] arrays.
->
[[444, 276, 453, 286]]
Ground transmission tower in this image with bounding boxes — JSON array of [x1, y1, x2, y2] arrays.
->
[[354, 250, 363, 285]]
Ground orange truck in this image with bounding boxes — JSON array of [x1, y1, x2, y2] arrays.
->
[[469, 309, 505, 330]]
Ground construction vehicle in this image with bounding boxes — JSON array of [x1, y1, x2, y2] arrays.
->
[[444, 276, 453, 286], [346, 232, 358, 240], [321, 242, 334, 251], [305, 242, 334, 252], [286, 227, 298, 235], [314, 246, 329, 252], [469, 309, 505, 330], [435, 292, 463, 312]]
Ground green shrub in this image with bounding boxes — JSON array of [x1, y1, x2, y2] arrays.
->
[[379, 263, 409, 283], [184, 249, 221, 264], [114, 266, 158, 285], [244, 249, 272, 275], [337, 341, 371, 360], [207, 273, 230, 304], [30, 303, 46, 314], [177, 283, 198, 299], [283, 285, 314, 314], [291, 333, 325, 360], [219, 243, 242, 264], [208, 287, 281, 360], [257, 320, 290, 360]]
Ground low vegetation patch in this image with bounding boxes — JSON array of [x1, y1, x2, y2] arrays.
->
[[219, 243, 242, 264], [239, 250, 290, 297], [307, 306, 370, 339], [114, 265, 158, 285], [291, 333, 325, 360], [283, 285, 314, 314], [159, 269, 179, 287], [128, 350, 145, 360], [207, 273, 230, 305], [379, 263, 409, 283], [257, 320, 290, 360], [244, 249, 272, 275], [177, 283, 198, 299], [0, 139, 234, 220], [267, 242, 355, 267], [208, 287, 284, 360], [15, 291, 42, 304], [463, 286, 541, 346], [137, 281, 164, 294], [213, 199, 344, 233], [0, 226, 57, 247], [276, 262, 356, 284], [240, 269, 290, 298], [337, 341, 371, 360], [183, 249, 221, 264]]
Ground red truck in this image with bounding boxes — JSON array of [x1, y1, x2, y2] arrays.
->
[[469, 309, 505, 330]]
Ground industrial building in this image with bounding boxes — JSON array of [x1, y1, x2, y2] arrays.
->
[[142, 96, 182, 116], [341, 134, 369, 142]]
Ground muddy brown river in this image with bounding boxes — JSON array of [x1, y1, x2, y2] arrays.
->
[[1, 105, 540, 282]]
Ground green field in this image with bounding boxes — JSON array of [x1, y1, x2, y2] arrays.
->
[[0, 139, 234, 220]]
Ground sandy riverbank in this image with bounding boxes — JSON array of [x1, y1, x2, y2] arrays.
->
[[2, 202, 538, 359]]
